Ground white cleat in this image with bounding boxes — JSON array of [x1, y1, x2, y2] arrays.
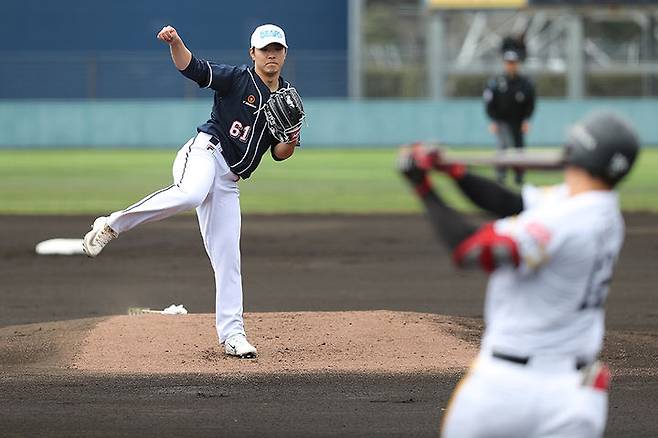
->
[[82, 217, 118, 257], [224, 333, 257, 359]]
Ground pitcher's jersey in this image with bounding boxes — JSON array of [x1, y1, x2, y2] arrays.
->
[[480, 184, 625, 362], [181, 56, 291, 179]]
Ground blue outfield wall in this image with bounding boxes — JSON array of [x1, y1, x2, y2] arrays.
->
[[0, 0, 348, 98], [0, 99, 656, 148]]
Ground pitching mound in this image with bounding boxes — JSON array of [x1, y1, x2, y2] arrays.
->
[[1, 311, 479, 375]]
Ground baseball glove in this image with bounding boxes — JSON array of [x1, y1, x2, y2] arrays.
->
[[263, 87, 305, 144]]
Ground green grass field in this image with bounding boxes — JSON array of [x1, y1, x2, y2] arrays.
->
[[0, 148, 656, 214]]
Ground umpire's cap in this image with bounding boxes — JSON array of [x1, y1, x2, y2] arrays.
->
[[501, 35, 526, 62], [564, 111, 640, 187]]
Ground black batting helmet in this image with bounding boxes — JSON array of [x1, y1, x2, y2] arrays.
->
[[563, 111, 640, 187]]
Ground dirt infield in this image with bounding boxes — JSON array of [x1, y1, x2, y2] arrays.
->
[[1, 214, 657, 437], [0, 311, 477, 377], [71, 312, 475, 375]]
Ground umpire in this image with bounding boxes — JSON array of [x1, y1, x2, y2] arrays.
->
[[483, 36, 536, 185]]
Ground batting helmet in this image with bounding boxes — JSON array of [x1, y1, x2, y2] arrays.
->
[[564, 111, 640, 187]]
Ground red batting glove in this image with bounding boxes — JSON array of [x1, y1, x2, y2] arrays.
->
[[429, 148, 466, 180], [437, 162, 467, 180], [409, 143, 467, 180], [409, 143, 440, 171], [398, 145, 433, 197]]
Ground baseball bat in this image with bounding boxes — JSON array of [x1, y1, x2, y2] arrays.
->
[[438, 149, 565, 170]]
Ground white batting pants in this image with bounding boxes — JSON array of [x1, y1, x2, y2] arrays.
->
[[441, 353, 607, 438], [107, 132, 245, 343]]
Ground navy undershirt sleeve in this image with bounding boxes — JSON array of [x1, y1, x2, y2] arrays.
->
[[420, 190, 478, 250], [180, 55, 211, 88], [180, 55, 239, 95], [456, 173, 524, 218]]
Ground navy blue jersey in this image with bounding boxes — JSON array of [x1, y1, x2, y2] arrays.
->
[[181, 55, 291, 179]]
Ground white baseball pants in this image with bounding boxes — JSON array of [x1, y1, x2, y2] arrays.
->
[[107, 132, 245, 343], [441, 352, 608, 438]]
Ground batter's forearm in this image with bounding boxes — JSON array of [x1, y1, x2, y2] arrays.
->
[[455, 173, 523, 217], [170, 40, 192, 71], [420, 189, 478, 250]]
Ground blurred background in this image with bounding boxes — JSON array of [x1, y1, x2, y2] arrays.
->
[[0, 0, 657, 213]]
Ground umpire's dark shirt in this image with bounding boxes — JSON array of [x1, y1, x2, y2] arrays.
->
[[483, 74, 535, 124], [181, 55, 291, 179]]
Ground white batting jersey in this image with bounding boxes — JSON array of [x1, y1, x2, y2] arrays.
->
[[481, 184, 625, 362]]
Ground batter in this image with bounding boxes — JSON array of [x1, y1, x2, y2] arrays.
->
[[399, 111, 640, 437]]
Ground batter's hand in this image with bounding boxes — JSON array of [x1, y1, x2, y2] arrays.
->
[[433, 149, 467, 180], [398, 143, 436, 188], [157, 26, 181, 45], [399, 143, 466, 180]]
